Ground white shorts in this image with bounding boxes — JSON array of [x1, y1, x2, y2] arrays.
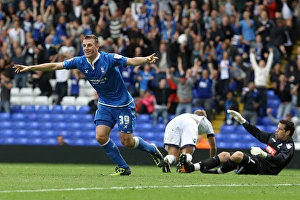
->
[[164, 115, 198, 151]]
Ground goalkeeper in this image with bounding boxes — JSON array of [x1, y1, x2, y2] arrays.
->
[[178, 109, 295, 175]]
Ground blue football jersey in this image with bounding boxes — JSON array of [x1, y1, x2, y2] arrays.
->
[[63, 52, 133, 107]]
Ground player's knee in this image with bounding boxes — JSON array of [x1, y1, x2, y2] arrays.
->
[[218, 152, 230, 162], [120, 137, 135, 148], [95, 134, 108, 144], [231, 151, 244, 162]]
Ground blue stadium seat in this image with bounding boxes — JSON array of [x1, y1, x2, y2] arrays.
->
[[241, 134, 255, 142], [267, 99, 280, 108], [84, 139, 99, 146], [0, 121, 12, 130], [259, 117, 273, 125], [36, 105, 50, 113], [11, 113, 26, 121], [81, 131, 95, 139], [52, 122, 68, 131], [68, 122, 83, 131], [69, 114, 80, 122], [0, 129, 13, 137], [26, 113, 38, 121], [81, 114, 94, 122], [78, 105, 90, 114], [266, 90, 279, 100], [136, 114, 151, 123], [143, 131, 156, 140], [227, 133, 239, 142], [37, 113, 52, 122], [14, 137, 29, 145], [235, 125, 248, 134], [85, 122, 96, 131], [13, 121, 26, 130], [135, 123, 153, 131], [231, 142, 247, 149], [64, 106, 77, 114], [51, 105, 63, 113], [43, 130, 56, 138], [30, 138, 43, 145], [15, 129, 27, 137], [28, 130, 42, 137], [152, 123, 166, 132], [0, 113, 10, 121], [39, 122, 53, 130], [22, 105, 36, 113], [192, 106, 205, 113], [2, 137, 15, 145], [11, 105, 22, 113], [27, 121, 40, 130], [265, 125, 277, 132], [51, 114, 65, 122], [168, 114, 176, 121], [41, 138, 57, 146], [220, 124, 236, 133]]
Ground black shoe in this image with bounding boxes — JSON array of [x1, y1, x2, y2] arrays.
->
[[177, 153, 193, 173], [162, 158, 171, 173], [151, 144, 164, 167], [110, 167, 131, 176]]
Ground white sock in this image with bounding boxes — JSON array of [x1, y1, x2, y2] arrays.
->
[[133, 137, 139, 148], [185, 153, 192, 162], [217, 168, 224, 174], [165, 155, 176, 165], [194, 163, 201, 171]]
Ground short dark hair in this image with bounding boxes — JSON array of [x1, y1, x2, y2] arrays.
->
[[84, 34, 98, 44], [280, 119, 295, 137]]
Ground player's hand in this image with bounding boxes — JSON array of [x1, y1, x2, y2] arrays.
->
[[146, 53, 158, 64], [13, 65, 30, 73], [227, 110, 246, 124], [250, 147, 267, 158]]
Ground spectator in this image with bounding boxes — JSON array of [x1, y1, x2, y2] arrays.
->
[[8, 19, 25, 48], [137, 89, 155, 115], [0, 71, 13, 113], [148, 78, 174, 125], [57, 135, 68, 146], [250, 48, 274, 117], [169, 57, 197, 116], [87, 91, 98, 115], [240, 82, 260, 125], [238, 10, 256, 45], [221, 90, 240, 125], [134, 62, 158, 97], [193, 69, 214, 120], [29, 71, 53, 97], [12, 46, 27, 88], [70, 69, 80, 97]]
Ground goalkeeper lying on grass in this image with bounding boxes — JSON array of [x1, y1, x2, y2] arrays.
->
[[178, 110, 295, 175]]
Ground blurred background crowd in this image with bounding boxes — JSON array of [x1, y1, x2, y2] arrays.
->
[[1, 0, 300, 132]]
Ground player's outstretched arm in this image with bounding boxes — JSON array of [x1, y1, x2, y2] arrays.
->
[[13, 62, 64, 73], [126, 53, 158, 66]]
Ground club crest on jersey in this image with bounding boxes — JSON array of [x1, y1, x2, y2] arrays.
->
[[286, 143, 293, 149], [84, 70, 88, 73], [114, 54, 122, 59], [101, 67, 105, 74]]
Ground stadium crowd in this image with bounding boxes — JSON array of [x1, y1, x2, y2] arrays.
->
[[1, 0, 300, 131]]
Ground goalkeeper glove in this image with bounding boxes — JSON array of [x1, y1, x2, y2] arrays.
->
[[227, 110, 246, 124], [250, 147, 267, 158]]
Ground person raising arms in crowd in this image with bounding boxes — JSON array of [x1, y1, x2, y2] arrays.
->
[[13, 34, 164, 176]]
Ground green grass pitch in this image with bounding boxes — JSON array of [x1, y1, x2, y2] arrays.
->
[[0, 163, 299, 200]]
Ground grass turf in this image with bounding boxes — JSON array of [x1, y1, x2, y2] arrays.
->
[[0, 163, 299, 200]]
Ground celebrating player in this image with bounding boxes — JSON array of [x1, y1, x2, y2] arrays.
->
[[13, 34, 164, 176]]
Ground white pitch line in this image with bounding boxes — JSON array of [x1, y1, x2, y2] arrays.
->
[[0, 184, 300, 194]]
